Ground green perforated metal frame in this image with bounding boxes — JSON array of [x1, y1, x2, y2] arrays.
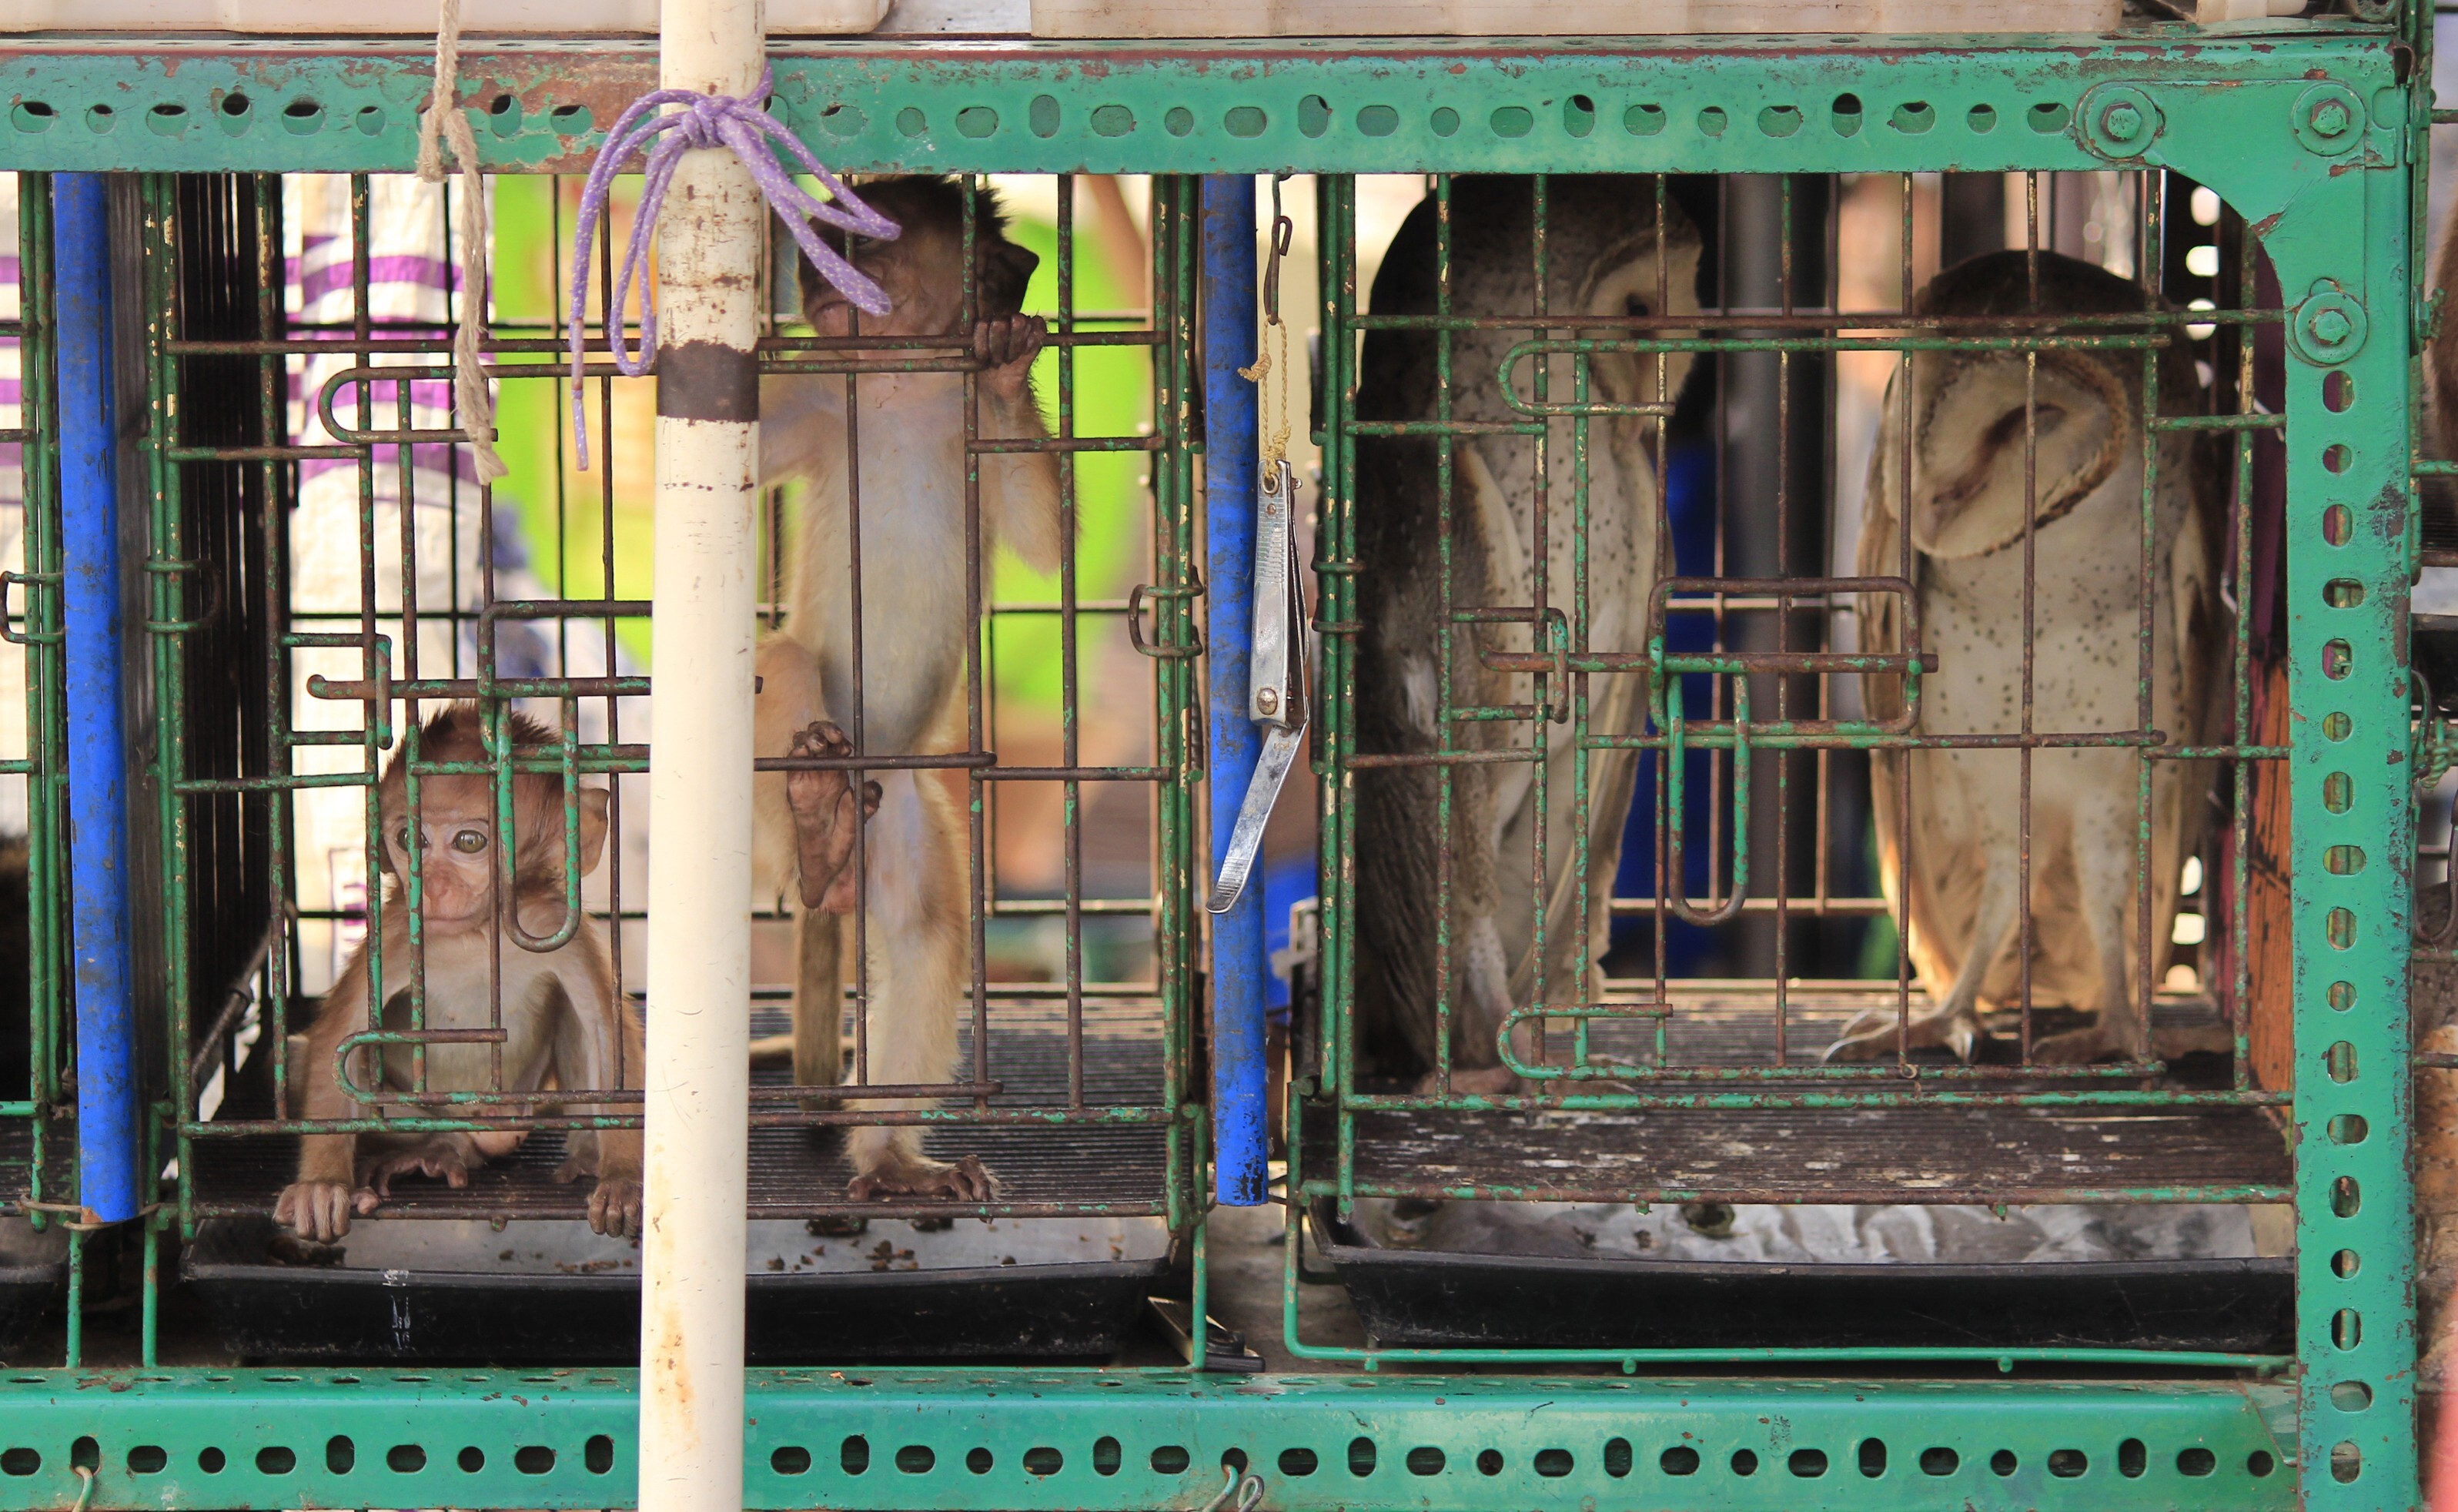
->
[[0, 22, 2425, 1512]]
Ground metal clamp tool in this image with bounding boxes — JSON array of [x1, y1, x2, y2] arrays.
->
[[1209, 457, 1308, 914]]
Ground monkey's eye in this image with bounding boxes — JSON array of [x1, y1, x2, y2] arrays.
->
[[450, 828, 488, 855], [394, 825, 419, 851]]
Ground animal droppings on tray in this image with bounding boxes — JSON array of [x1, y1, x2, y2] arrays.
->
[[767, 1257, 784, 1271], [498, 1249, 514, 1262], [866, 1241, 918, 1273]]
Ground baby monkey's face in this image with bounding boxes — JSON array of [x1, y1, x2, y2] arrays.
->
[[804, 213, 969, 341], [382, 779, 500, 929], [799, 178, 1037, 347]]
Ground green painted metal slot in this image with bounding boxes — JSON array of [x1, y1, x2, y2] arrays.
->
[[0, 1369, 2299, 1512]]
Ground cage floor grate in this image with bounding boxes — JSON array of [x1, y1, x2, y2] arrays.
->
[[1309, 988, 2288, 1205], [1540, 984, 2241, 1072], [1306, 1102, 2290, 1206], [191, 998, 1175, 1222]]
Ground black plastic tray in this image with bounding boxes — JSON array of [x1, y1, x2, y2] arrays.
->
[[0, 1216, 67, 1359], [1311, 1203, 2293, 1353], [186, 1214, 1172, 1364]]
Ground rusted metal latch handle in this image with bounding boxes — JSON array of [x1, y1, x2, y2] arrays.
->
[[1128, 580, 1206, 659], [1210, 459, 1309, 915]]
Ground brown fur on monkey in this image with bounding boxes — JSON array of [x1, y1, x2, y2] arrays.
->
[[753, 176, 1060, 1203], [275, 704, 644, 1242]]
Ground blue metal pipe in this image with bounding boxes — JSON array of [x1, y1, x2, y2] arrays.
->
[[56, 174, 139, 1226], [1202, 176, 1267, 1208]]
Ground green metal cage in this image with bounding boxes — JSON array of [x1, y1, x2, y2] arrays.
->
[[0, 169, 73, 1345], [0, 12, 2432, 1511]]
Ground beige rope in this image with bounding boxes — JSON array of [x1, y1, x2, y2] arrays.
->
[[416, 0, 507, 485], [1235, 191, 1295, 473], [1236, 313, 1291, 472]]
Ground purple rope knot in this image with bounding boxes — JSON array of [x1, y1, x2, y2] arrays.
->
[[565, 64, 898, 467]]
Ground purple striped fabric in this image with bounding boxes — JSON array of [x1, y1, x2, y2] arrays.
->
[[288, 189, 477, 498], [294, 252, 464, 308], [0, 245, 18, 509]]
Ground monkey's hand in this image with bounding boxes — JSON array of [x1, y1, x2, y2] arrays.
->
[[974, 314, 1047, 403], [785, 720, 885, 915], [274, 1179, 358, 1243], [848, 1152, 999, 1204]]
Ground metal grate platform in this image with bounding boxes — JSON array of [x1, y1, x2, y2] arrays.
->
[[1308, 1103, 2290, 1206], [191, 998, 1174, 1222], [1530, 984, 2243, 1072], [1309, 988, 2288, 1206]]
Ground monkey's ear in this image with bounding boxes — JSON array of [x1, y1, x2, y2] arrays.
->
[[577, 787, 612, 878], [978, 240, 1039, 319]]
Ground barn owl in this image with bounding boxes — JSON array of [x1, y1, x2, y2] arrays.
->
[[1353, 178, 1701, 1091], [1825, 249, 2224, 1065]]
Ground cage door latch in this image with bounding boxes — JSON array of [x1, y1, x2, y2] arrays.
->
[[1210, 458, 1309, 915]]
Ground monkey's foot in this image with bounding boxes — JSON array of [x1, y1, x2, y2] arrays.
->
[[1821, 1005, 1985, 1064], [848, 1153, 999, 1204], [975, 314, 1048, 400], [2028, 1019, 2149, 1066], [273, 1180, 358, 1243], [585, 1176, 643, 1239], [784, 721, 884, 915], [354, 1142, 478, 1208], [807, 1214, 871, 1239]]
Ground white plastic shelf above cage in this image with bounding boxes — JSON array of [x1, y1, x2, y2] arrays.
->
[[0, 0, 886, 30], [1028, 0, 2319, 33]]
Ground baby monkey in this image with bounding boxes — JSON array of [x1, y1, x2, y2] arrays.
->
[[276, 704, 643, 1242], [754, 176, 1060, 1203]]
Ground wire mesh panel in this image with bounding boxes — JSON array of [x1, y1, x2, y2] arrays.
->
[[0, 173, 67, 1253], [145, 169, 1199, 1250], [1302, 166, 2300, 1343]]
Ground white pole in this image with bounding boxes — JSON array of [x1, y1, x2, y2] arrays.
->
[[640, 0, 763, 1504]]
